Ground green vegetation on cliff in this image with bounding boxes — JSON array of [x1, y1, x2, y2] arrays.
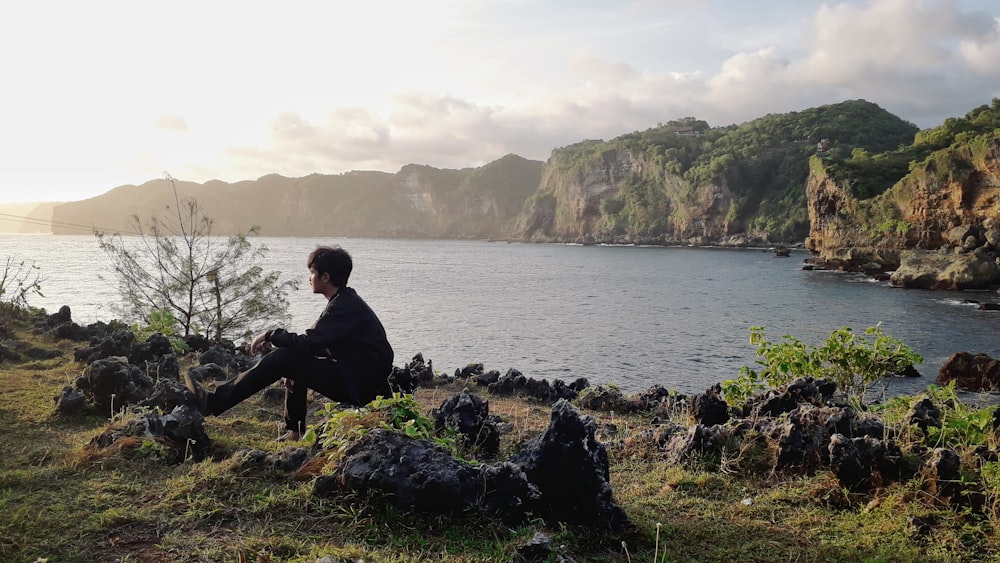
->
[[534, 100, 918, 242], [823, 98, 1000, 201], [810, 98, 1000, 244]]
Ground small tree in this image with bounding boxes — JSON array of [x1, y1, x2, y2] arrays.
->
[[722, 324, 923, 406], [0, 257, 44, 325], [96, 176, 297, 342]]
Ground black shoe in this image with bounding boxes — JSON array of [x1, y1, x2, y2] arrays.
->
[[183, 372, 209, 415]]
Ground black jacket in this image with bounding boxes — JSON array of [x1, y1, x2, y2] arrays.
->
[[267, 287, 394, 378]]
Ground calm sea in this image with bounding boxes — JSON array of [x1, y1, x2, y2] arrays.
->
[[4, 234, 999, 397]]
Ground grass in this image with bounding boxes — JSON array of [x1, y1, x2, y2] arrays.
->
[[2, 311, 999, 562]]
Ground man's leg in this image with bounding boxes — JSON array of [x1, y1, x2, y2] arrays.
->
[[208, 347, 298, 416], [289, 358, 389, 408]]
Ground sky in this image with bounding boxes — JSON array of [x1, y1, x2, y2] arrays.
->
[[1, 0, 999, 204]]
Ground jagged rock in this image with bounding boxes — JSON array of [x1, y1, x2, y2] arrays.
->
[[744, 377, 836, 417], [49, 305, 73, 325], [659, 423, 723, 465], [828, 433, 866, 491], [890, 250, 1000, 290], [757, 403, 854, 471], [690, 383, 729, 426], [199, 344, 244, 374], [488, 368, 527, 395], [136, 378, 190, 412], [129, 333, 175, 367], [388, 353, 436, 393], [271, 447, 313, 472], [53, 385, 87, 414], [906, 398, 942, 430], [89, 404, 211, 462], [233, 447, 313, 472], [477, 461, 540, 524], [921, 448, 963, 502], [455, 363, 484, 380], [853, 417, 887, 439], [947, 225, 976, 246], [188, 363, 230, 382], [473, 369, 502, 386], [766, 420, 808, 469], [634, 385, 689, 415], [329, 429, 537, 524], [576, 384, 633, 413], [183, 334, 212, 353], [47, 319, 115, 342], [75, 356, 154, 411], [828, 434, 910, 492], [985, 228, 1000, 249], [486, 369, 586, 404], [433, 389, 501, 458], [510, 399, 630, 530], [74, 329, 136, 363], [936, 351, 1000, 392], [148, 353, 180, 379]]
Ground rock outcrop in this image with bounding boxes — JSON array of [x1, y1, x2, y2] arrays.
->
[[805, 123, 1000, 287], [937, 351, 1000, 392]]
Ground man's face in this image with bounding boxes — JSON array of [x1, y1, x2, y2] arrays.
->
[[309, 268, 328, 293]]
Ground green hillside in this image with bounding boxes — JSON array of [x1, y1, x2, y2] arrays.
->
[[533, 99, 919, 242]]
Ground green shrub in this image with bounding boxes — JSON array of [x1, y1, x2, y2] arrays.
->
[[722, 324, 923, 405], [307, 393, 460, 456]]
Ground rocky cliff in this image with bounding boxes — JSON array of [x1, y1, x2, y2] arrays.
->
[[513, 100, 918, 245], [516, 144, 741, 244], [805, 115, 1000, 288]]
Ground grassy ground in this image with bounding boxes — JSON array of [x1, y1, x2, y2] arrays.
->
[[2, 315, 998, 562]]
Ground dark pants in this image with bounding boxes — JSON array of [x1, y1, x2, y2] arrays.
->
[[207, 347, 388, 433]]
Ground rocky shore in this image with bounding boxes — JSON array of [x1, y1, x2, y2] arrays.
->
[[10, 304, 993, 547]]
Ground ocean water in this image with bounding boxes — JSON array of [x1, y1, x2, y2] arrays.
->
[[4, 234, 1000, 396]]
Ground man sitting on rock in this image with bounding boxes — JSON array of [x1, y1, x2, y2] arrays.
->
[[184, 245, 394, 441]]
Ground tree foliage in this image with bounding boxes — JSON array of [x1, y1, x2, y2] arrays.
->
[[0, 257, 44, 327], [722, 324, 923, 406], [95, 177, 297, 342], [823, 98, 1000, 199]]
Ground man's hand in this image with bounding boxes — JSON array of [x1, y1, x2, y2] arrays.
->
[[282, 377, 294, 392], [250, 332, 271, 355]]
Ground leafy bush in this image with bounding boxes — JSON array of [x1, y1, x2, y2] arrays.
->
[[722, 325, 923, 405], [130, 308, 190, 354], [306, 393, 459, 456], [0, 257, 44, 328]]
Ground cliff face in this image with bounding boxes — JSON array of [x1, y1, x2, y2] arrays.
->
[[805, 132, 1000, 270], [49, 155, 543, 239], [516, 146, 740, 244]]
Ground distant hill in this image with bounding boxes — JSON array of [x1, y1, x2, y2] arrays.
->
[[49, 154, 545, 239], [0, 202, 58, 233]]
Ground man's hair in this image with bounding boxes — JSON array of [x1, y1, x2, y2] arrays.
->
[[307, 245, 352, 287]]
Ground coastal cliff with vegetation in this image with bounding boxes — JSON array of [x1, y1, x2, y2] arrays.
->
[[805, 99, 1000, 288], [516, 100, 917, 244], [14, 99, 926, 245]]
